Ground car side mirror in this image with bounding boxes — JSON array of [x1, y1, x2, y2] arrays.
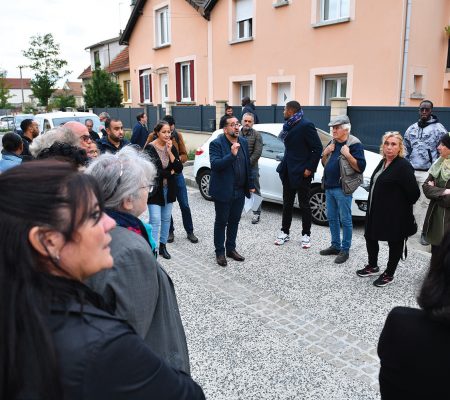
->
[[276, 152, 284, 161]]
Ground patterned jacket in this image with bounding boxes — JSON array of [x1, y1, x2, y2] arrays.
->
[[404, 116, 447, 170]]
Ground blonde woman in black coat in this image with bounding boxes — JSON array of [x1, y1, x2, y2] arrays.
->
[[356, 131, 420, 287]]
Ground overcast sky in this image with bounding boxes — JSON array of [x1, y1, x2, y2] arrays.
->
[[1, 0, 131, 85]]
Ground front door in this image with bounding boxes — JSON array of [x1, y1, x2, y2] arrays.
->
[[160, 73, 168, 108]]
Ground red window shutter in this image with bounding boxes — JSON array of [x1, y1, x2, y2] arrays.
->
[[189, 60, 195, 101], [175, 62, 181, 102], [149, 74, 153, 103], [139, 73, 144, 103]]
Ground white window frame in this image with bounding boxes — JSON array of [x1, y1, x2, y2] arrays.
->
[[321, 75, 347, 105], [321, 0, 349, 22], [235, 0, 253, 40], [180, 62, 191, 102], [140, 70, 151, 103], [240, 82, 252, 100], [155, 6, 170, 47]]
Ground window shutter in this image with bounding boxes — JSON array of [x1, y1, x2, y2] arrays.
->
[[149, 74, 153, 102], [236, 0, 252, 21], [139, 73, 144, 103], [175, 62, 181, 102], [189, 60, 195, 101]]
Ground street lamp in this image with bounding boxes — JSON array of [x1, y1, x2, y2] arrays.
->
[[17, 65, 26, 112]]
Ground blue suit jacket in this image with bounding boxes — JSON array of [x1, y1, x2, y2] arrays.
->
[[209, 133, 254, 202], [131, 123, 149, 148], [276, 117, 323, 188]]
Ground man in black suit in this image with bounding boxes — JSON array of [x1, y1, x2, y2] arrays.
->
[[275, 101, 322, 249], [209, 115, 255, 267]]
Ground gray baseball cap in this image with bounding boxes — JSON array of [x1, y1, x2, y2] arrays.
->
[[328, 115, 350, 127]]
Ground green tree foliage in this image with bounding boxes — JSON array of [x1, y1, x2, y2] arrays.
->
[[49, 92, 76, 110], [22, 33, 70, 107], [84, 66, 123, 108], [0, 71, 12, 109]]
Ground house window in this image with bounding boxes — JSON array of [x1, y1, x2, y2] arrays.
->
[[322, 76, 347, 105], [93, 50, 100, 68], [240, 82, 252, 99], [139, 70, 152, 103], [156, 6, 170, 47], [321, 0, 349, 21], [447, 39, 450, 70], [175, 61, 195, 102], [123, 80, 131, 102], [236, 0, 253, 39]]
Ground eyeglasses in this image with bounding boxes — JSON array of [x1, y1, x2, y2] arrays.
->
[[228, 123, 241, 128], [80, 135, 93, 143], [141, 184, 157, 196], [105, 161, 124, 201]]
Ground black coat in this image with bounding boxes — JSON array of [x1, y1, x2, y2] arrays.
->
[[365, 157, 419, 241], [378, 306, 450, 399], [19, 285, 205, 399], [276, 117, 323, 188], [145, 144, 183, 206]]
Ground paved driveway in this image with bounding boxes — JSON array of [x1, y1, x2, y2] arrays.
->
[[145, 187, 431, 400]]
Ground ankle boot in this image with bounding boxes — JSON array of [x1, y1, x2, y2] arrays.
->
[[159, 243, 171, 259]]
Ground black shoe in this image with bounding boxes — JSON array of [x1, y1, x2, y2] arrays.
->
[[187, 232, 198, 243], [252, 214, 260, 224], [167, 232, 174, 243], [319, 246, 340, 256], [356, 265, 380, 277], [159, 243, 171, 259], [373, 272, 394, 287], [216, 254, 227, 267], [334, 251, 349, 264], [226, 249, 245, 261]]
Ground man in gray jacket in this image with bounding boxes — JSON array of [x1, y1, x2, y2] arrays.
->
[[404, 100, 447, 245], [240, 112, 263, 223]]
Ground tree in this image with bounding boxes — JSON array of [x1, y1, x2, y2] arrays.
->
[[84, 66, 123, 108], [22, 33, 70, 107], [49, 91, 76, 111], [0, 71, 12, 109]]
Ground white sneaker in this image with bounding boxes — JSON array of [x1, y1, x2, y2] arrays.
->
[[301, 234, 311, 249], [274, 231, 290, 245]]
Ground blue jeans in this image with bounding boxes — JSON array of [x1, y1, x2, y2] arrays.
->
[[325, 187, 353, 252], [213, 189, 245, 255], [252, 166, 261, 215], [170, 173, 194, 234], [148, 186, 173, 247]]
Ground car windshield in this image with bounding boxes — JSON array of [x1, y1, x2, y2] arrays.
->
[[14, 115, 34, 123], [51, 116, 101, 132]]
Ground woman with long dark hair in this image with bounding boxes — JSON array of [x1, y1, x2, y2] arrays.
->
[[144, 120, 183, 259], [0, 160, 204, 400], [378, 230, 450, 399]]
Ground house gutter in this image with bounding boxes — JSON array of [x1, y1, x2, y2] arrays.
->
[[399, 0, 412, 106]]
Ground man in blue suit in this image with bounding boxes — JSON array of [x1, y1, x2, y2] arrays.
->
[[131, 112, 149, 148], [275, 100, 323, 249], [209, 115, 255, 267]]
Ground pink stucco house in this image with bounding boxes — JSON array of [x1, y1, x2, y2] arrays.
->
[[121, 0, 450, 107]]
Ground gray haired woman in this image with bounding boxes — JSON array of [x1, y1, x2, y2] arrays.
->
[[85, 146, 191, 374]]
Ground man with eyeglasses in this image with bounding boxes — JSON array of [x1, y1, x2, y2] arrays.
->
[[209, 115, 255, 267], [64, 121, 93, 151], [404, 100, 448, 246]]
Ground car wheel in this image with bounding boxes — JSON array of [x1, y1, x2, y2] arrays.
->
[[309, 186, 328, 226], [198, 169, 212, 201]]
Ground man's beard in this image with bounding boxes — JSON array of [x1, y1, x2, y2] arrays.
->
[[242, 126, 251, 133]]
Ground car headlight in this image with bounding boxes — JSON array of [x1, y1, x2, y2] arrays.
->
[[360, 177, 371, 192]]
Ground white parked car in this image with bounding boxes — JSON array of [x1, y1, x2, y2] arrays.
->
[[193, 123, 382, 225], [34, 112, 101, 135], [0, 115, 14, 129]]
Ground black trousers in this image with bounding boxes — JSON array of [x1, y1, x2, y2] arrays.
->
[[365, 237, 404, 277], [281, 177, 312, 236]]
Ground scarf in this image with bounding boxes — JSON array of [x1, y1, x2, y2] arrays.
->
[[105, 209, 158, 256], [278, 109, 304, 142], [428, 156, 450, 182]]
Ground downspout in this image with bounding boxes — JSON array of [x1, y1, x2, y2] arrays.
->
[[399, 0, 412, 106]]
